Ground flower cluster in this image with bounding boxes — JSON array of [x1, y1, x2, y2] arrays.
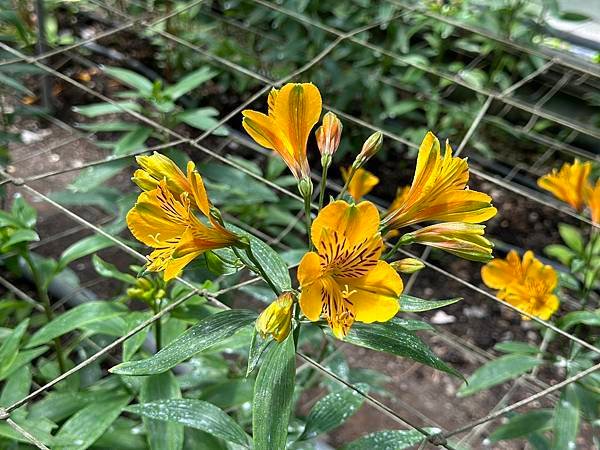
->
[[127, 153, 239, 281], [538, 159, 599, 224], [127, 82, 501, 341], [481, 250, 559, 320]]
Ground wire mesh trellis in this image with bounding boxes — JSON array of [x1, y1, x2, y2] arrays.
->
[[1, 0, 599, 448]]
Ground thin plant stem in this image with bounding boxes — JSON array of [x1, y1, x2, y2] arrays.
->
[[337, 166, 355, 199], [383, 236, 403, 260], [237, 246, 281, 296], [318, 164, 329, 211], [153, 298, 162, 352], [22, 253, 67, 374], [304, 193, 313, 250]]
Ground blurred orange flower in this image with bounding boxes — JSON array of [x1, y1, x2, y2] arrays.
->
[[482, 250, 559, 320], [537, 159, 591, 211], [341, 167, 379, 202]]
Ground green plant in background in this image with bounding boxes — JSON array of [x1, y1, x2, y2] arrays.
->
[[460, 160, 600, 448]]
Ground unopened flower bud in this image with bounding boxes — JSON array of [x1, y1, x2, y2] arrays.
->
[[256, 292, 295, 342], [316, 112, 342, 164], [354, 131, 383, 168], [390, 258, 425, 274], [297, 176, 313, 200]]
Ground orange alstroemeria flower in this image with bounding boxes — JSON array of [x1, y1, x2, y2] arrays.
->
[[341, 167, 379, 202], [481, 250, 559, 320], [127, 154, 239, 281], [585, 179, 600, 224], [538, 159, 592, 211], [382, 132, 497, 231], [242, 83, 322, 180], [297, 201, 403, 338]]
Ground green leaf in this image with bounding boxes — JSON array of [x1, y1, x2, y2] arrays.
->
[[552, 386, 580, 450], [58, 234, 116, 269], [164, 67, 216, 100], [246, 329, 272, 376], [73, 101, 141, 117], [0, 346, 48, 381], [458, 354, 541, 397], [92, 255, 137, 284], [253, 335, 295, 450], [1, 229, 39, 250], [198, 378, 254, 409], [27, 302, 125, 348], [558, 224, 584, 254], [227, 224, 291, 293], [398, 294, 461, 312], [113, 127, 152, 156], [125, 399, 250, 447], [558, 311, 600, 331], [299, 384, 367, 441], [122, 312, 151, 361], [110, 309, 257, 375], [54, 395, 131, 450], [77, 121, 140, 132], [69, 159, 130, 193], [0, 319, 29, 376], [0, 365, 31, 420], [177, 108, 228, 136], [342, 428, 439, 449], [544, 244, 575, 265], [334, 320, 462, 379], [140, 372, 183, 450], [494, 341, 541, 354], [103, 67, 153, 94], [489, 410, 553, 443]]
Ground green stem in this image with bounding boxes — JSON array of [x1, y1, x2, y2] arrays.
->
[[337, 166, 355, 200], [304, 193, 313, 251], [292, 302, 301, 351], [383, 237, 403, 261], [153, 299, 162, 352], [318, 164, 329, 211], [22, 253, 67, 374], [238, 246, 281, 296]]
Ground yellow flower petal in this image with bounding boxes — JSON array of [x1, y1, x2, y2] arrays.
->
[[585, 179, 600, 224], [341, 167, 379, 202], [538, 159, 591, 211], [311, 200, 380, 249], [242, 83, 321, 179], [346, 261, 402, 323], [256, 292, 294, 342], [383, 132, 496, 230], [135, 152, 190, 196], [126, 181, 190, 247]]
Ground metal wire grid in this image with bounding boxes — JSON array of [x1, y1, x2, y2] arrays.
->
[[0, 0, 599, 448]]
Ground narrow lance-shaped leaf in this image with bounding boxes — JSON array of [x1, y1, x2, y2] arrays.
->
[[140, 372, 183, 450], [551, 386, 580, 450], [299, 384, 367, 441], [58, 234, 116, 270], [342, 428, 440, 450], [329, 320, 462, 379], [54, 395, 131, 450], [27, 302, 126, 348], [398, 294, 461, 312], [489, 410, 553, 443], [110, 310, 257, 375], [163, 67, 217, 100], [458, 354, 541, 397], [0, 319, 29, 376], [125, 399, 250, 447], [253, 334, 295, 450], [103, 67, 153, 94]]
